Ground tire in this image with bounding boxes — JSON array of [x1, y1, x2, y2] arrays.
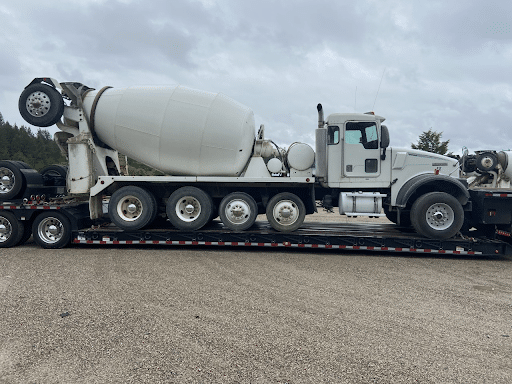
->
[[32, 211, 72, 249], [0, 211, 24, 248], [18, 83, 64, 127], [219, 192, 258, 231], [18, 220, 33, 245], [266, 192, 306, 232], [40, 165, 68, 186], [0, 161, 25, 200], [108, 186, 156, 230], [410, 192, 464, 240], [384, 207, 411, 227], [166, 187, 213, 230]]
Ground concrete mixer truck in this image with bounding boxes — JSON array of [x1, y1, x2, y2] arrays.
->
[[2, 77, 512, 255]]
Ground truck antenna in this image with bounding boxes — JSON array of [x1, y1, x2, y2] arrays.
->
[[372, 68, 386, 111], [354, 86, 357, 112]]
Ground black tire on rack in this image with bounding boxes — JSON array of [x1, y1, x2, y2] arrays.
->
[[32, 211, 72, 249], [0, 211, 24, 248], [18, 83, 64, 127], [0, 161, 25, 200], [40, 165, 68, 186]]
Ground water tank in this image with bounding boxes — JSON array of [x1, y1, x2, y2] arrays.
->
[[82, 85, 255, 176]]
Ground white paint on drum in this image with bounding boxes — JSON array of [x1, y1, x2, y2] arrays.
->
[[82, 85, 255, 176]]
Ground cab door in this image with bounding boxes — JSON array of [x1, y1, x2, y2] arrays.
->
[[343, 121, 381, 177]]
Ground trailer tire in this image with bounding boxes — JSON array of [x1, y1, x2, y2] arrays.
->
[[266, 192, 306, 232], [166, 187, 213, 230], [219, 192, 258, 231], [0, 211, 24, 248], [40, 165, 68, 186], [0, 161, 25, 200], [410, 192, 463, 240], [32, 211, 71, 249], [109, 186, 156, 230], [18, 220, 33, 245], [19, 83, 64, 127]]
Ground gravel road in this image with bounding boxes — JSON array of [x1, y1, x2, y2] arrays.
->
[[1, 232, 511, 383]]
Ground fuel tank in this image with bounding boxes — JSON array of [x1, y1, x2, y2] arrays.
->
[[82, 85, 255, 176]]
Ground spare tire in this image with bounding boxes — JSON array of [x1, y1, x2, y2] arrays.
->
[[18, 83, 64, 127]]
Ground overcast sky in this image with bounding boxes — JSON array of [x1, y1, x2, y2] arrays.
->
[[1, 0, 511, 154]]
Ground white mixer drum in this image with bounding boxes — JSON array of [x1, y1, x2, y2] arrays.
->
[[82, 85, 255, 176]]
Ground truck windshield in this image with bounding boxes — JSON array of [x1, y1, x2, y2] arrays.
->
[[345, 122, 378, 149]]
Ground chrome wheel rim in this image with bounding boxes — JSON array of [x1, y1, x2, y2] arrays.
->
[[176, 196, 201, 222], [26, 91, 51, 117], [0, 217, 13, 243], [272, 200, 299, 226], [37, 217, 64, 244], [425, 203, 454, 230], [0, 167, 15, 194], [116, 195, 143, 222], [225, 199, 251, 225]]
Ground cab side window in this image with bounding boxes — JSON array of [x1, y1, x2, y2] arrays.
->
[[345, 122, 378, 149], [328, 126, 339, 145]]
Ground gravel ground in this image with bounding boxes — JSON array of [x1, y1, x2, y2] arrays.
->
[[0, 214, 511, 383]]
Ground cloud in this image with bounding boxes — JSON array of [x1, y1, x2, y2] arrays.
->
[[1, 0, 511, 156]]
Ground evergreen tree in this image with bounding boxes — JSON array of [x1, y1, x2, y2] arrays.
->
[[0, 110, 66, 170], [411, 129, 450, 155]]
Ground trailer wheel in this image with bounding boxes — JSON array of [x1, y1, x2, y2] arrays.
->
[[32, 211, 71, 249], [166, 187, 213, 230], [18, 83, 64, 127], [40, 165, 68, 186], [0, 161, 25, 200], [410, 192, 464, 240], [266, 192, 306, 232], [0, 211, 24, 248], [108, 186, 156, 230], [219, 192, 258, 231], [18, 220, 33, 245]]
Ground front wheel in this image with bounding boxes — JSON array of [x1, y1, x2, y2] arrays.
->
[[410, 192, 464, 240], [32, 212, 72, 249], [266, 192, 306, 232]]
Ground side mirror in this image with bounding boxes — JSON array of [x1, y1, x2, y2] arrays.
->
[[380, 125, 390, 160], [380, 125, 390, 148]]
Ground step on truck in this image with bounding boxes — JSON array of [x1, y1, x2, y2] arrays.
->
[[1, 77, 512, 255]]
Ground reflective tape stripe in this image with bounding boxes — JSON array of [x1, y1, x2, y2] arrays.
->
[[71, 239, 481, 254]]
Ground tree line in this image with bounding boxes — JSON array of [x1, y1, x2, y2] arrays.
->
[[0, 111, 66, 170]]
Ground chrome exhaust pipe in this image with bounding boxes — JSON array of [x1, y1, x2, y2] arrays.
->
[[317, 103, 324, 129]]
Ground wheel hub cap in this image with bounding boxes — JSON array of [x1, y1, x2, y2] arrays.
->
[[26, 91, 51, 117], [0, 224, 7, 235], [426, 203, 454, 230], [185, 204, 195, 214], [127, 203, 137, 214], [0, 168, 15, 193], [48, 225, 59, 236]]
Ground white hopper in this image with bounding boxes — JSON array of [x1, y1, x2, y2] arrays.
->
[[82, 85, 255, 176]]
